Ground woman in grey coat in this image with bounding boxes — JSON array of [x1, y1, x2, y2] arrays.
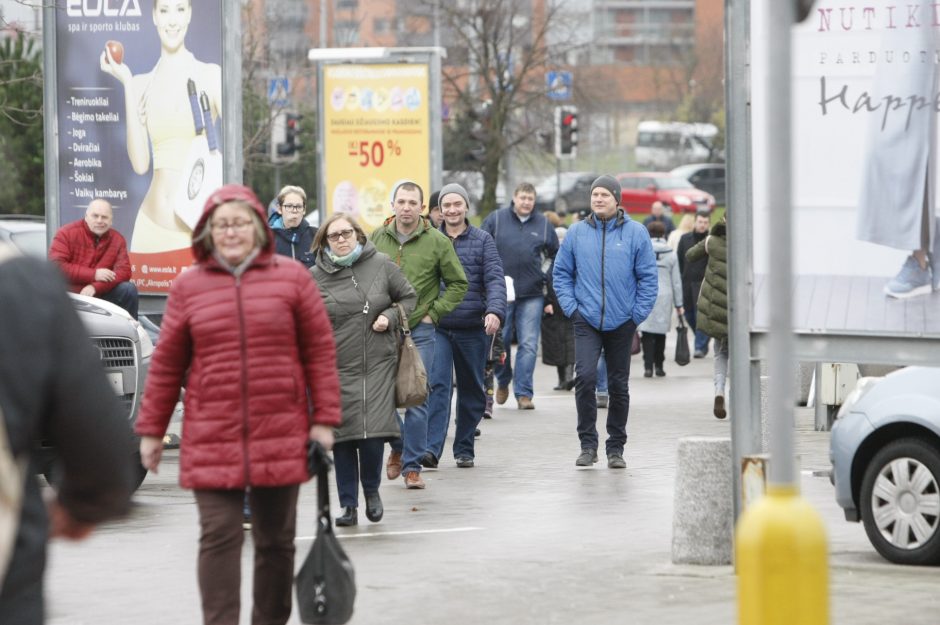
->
[[637, 221, 683, 377], [311, 214, 416, 527]]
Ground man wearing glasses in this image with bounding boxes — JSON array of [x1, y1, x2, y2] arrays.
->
[[371, 181, 468, 489], [269, 185, 317, 268]]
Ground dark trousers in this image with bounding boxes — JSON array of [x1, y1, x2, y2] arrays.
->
[[641, 332, 666, 370], [98, 281, 139, 319], [194, 485, 299, 625], [572, 316, 636, 455], [682, 279, 709, 353], [333, 438, 385, 508]]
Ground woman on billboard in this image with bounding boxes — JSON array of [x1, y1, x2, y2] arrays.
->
[[99, 0, 222, 255]]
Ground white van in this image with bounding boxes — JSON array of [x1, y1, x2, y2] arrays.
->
[[635, 121, 719, 169]]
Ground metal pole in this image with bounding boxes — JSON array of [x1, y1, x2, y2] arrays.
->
[[766, 0, 796, 487], [222, 1, 243, 185], [320, 0, 328, 48], [724, 0, 759, 517], [42, 2, 60, 244]]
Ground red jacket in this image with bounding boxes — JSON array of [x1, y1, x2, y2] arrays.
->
[[135, 185, 342, 490], [48, 219, 132, 295]]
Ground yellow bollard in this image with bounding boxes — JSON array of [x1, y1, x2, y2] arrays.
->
[[736, 485, 828, 625]]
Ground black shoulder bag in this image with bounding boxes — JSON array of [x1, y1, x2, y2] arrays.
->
[[296, 442, 356, 624]]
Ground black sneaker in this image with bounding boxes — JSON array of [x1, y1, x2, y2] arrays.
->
[[455, 457, 475, 468], [607, 453, 626, 469], [644, 368, 653, 378], [655, 367, 666, 377], [474, 428, 481, 438], [575, 449, 598, 466], [419, 452, 438, 469]]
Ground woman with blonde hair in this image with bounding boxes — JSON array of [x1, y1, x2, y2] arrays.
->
[[311, 213, 416, 526], [667, 213, 695, 251]]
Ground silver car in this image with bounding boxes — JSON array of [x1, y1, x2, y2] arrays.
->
[[830, 366, 940, 565], [0, 215, 153, 489]]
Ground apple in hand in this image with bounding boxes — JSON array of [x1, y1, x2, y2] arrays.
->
[[104, 40, 124, 65]]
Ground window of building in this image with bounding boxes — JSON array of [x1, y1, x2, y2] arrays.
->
[[373, 18, 389, 34]]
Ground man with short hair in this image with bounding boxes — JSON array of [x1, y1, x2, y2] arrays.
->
[[553, 175, 658, 469], [49, 198, 138, 319], [481, 182, 559, 410], [677, 211, 712, 357], [269, 184, 317, 268], [643, 201, 676, 238], [371, 181, 468, 489], [426, 184, 506, 469], [427, 190, 443, 228]]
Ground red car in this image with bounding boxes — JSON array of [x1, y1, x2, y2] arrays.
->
[[617, 172, 715, 214]]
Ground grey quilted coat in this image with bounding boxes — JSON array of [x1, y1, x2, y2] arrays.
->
[[311, 242, 417, 443], [637, 238, 683, 335]]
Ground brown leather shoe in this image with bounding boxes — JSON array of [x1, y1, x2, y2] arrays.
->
[[403, 471, 425, 489], [517, 396, 535, 410], [386, 450, 403, 480], [496, 385, 509, 405]]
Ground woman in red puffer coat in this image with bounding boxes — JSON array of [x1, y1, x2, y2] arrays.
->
[[134, 184, 341, 625]]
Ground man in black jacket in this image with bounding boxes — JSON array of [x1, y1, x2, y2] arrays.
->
[[0, 248, 135, 625], [677, 211, 712, 357]]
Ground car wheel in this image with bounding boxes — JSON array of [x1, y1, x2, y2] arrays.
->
[[860, 438, 940, 565]]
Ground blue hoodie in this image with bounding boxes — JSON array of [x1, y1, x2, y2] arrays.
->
[[552, 210, 658, 331]]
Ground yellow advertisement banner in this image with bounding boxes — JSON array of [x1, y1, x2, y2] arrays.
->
[[322, 64, 431, 233]]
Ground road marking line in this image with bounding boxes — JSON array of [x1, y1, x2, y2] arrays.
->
[[296, 526, 484, 541]]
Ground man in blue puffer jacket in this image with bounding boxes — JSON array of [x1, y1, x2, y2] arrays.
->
[[553, 175, 658, 469], [426, 183, 507, 469]]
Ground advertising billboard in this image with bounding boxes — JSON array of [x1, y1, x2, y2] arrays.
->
[[321, 63, 432, 233], [751, 0, 940, 338], [54, 0, 224, 294]]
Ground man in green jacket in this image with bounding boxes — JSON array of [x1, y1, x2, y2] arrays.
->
[[371, 181, 468, 489]]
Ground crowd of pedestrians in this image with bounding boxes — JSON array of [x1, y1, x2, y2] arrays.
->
[[0, 174, 729, 625]]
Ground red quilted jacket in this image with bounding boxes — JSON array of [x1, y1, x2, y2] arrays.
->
[[135, 185, 341, 490], [48, 219, 132, 294]]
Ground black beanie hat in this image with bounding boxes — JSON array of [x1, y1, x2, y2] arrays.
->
[[591, 175, 621, 206], [428, 190, 441, 211]]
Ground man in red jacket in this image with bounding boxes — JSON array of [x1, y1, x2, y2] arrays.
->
[[49, 198, 138, 318]]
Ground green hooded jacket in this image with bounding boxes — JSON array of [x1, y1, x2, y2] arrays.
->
[[685, 219, 727, 340], [371, 217, 468, 328]]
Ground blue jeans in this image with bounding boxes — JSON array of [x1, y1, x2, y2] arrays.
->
[[496, 295, 543, 399], [427, 327, 488, 461], [683, 280, 709, 354], [572, 314, 636, 455], [333, 438, 385, 508], [388, 322, 436, 474], [596, 352, 608, 395], [99, 281, 139, 319]]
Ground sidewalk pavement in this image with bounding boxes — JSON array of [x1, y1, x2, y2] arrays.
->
[[46, 341, 939, 625]]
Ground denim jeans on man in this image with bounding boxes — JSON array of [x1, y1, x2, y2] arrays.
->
[[596, 352, 608, 396], [99, 281, 139, 319], [389, 321, 436, 474], [333, 438, 385, 509], [427, 327, 488, 461], [683, 279, 709, 354], [496, 295, 543, 399], [572, 315, 636, 455]]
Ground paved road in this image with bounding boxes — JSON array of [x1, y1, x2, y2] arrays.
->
[[45, 351, 939, 624]]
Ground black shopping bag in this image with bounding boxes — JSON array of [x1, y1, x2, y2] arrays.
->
[[675, 319, 691, 366], [296, 442, 356, 624]]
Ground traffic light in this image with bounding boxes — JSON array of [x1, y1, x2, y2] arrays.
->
[[278, 113, 302, 157], [555, 106, 578, 158]]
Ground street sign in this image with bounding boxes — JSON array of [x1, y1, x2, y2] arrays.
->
[[268, 77, 290, 107], [546, 71, 572, 101]]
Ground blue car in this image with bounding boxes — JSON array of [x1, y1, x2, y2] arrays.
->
[[830, 366, 940, 565]]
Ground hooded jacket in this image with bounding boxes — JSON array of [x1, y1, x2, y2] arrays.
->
[[638, 238, 683, 335], [552, 209, 658, 331], [311, 241, 416, 443], [480, 207, 559, 299], [370, 216, 468, 328], [268, 212, 317, 269], [135, 184, 341, 490], [685, 219, 727, 340]]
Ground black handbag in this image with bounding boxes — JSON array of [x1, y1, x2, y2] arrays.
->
[[296, 442, 356, 625], [675, 318, 691, 366]]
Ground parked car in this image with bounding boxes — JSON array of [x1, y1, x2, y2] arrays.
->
[[617, 172, 716, 215], [829, 366, 940, 565], [0, 215, 152, 489], [533, 171, 598, 215], [670, 163, 726, 206]]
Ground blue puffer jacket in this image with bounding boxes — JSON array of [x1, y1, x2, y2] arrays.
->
[[480, 207, 559, 298], [438, 221, 507, 329], [268, 213, 317, 268], [552, 210, 658, 331]]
